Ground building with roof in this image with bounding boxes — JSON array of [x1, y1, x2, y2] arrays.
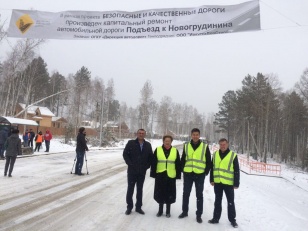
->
[[15, 103, 55, 127], [52, 116, 68, 128]]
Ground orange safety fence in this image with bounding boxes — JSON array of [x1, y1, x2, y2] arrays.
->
[[238, 156, 281, 176]]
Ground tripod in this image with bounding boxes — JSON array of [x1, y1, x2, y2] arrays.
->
[[70, 152, 89, 175]]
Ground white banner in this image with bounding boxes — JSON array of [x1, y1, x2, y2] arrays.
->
[[7, 1, 260, 40]]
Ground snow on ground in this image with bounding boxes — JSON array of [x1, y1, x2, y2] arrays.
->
[[0, 138, 308, 231]]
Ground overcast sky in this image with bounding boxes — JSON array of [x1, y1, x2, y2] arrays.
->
[[1, 0, 308, 116]]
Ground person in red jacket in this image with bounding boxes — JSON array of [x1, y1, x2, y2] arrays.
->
[[43, 130, 52, 152]]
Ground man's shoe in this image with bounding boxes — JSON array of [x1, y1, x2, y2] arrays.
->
[[125, 209, 131, 215], [4, 173, 7, 176], [231, 221, 238, 228], [196, 216, 203, 223], [166, 213, 171, 218], [156, 211, 163, 217], [78, 173, 85, 176], [178, 212, 188, 218], [135, 208, 145, 215], [208, 219, 219, 224], [8, 174, 12, 177]]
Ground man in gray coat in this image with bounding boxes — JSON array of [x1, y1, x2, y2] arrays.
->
[[4, 129, 21, 177], [0, 127, 9, 160]]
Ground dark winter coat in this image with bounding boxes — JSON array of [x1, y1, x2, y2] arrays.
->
[[150, 145, 181, 204], [0, 127, 9, 145], [180, 139, 212, 175], [76, 133, 89, 152], [123, 138, 153, 175], [29, 131, 35, 140], [209, 148, 240, 187], [4, 133, 22, 157]]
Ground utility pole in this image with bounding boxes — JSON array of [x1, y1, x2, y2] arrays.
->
[[247, 119, 250, 160], [99, 91, 104, 147], [119, 113, 121, 140]]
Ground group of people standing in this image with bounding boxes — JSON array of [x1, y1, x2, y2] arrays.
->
[[123, 128, 240, 229], [22, 129, 53, 152]]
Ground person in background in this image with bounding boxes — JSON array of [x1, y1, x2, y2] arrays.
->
[[28, 129, 35, 147], [123, 129, 153, 215], [150, 135, 181, 218], [208, 138, 240, 228], [4, 129, 21, 177], [75, 127, 89, 176], [178, 128, 212, 224], [34, 131, 44, 152], [0, 127, 9, 160], [44, 130, 52, 152], [23, 129, 29, 147]]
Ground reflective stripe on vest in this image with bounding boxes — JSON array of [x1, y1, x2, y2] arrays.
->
[[213, 150, 236, 185], [156, 147, 177, 178], [183, 142, 207, 174]]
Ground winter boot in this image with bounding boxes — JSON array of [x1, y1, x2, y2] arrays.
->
[[156, 203, 163, 217], [166, 204, 171, 218], [231, 221, 238, 228]]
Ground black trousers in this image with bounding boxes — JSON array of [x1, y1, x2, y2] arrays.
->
[[34, 142, 42, 152], [213, 183, 236, 222], [182, 172, 206, 217], [126, 174, 145, 210], [28, 139, 34, 147], [4, 156, 17, 175]]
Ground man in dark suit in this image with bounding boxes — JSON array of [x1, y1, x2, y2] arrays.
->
[[123, 129, 153, 215]]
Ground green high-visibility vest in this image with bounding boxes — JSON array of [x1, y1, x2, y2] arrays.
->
[[156, 146, 177, 178], [213, 150, 237, 185], [183, 142, 207, 174]]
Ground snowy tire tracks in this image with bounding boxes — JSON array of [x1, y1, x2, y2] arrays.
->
[[0, 155, 126, 230]]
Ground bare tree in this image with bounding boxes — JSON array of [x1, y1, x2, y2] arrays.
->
[[105, 78, 115, 122], [157, 96, 172, 135], [0, 39, 44, 115], [295, 68, 308, 103], [139, 80, 153, 130], [0, 16, 6, 43]]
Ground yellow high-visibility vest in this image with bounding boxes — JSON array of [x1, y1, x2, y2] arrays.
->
[[156, 146, 177, 178], [183, 142, 207, 174], [213, 150, 237, 185]]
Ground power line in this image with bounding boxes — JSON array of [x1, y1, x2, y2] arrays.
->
[[260, 0, 303, 27]]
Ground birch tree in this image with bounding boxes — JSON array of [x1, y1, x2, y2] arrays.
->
[[0, 39, 44, 115], [138, 80, 153, 130]]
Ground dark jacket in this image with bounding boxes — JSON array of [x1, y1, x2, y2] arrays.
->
[[180, 140, 212, 175], [123, 138, 153, 175], [0, 127, 9, 145], [210, 148, 240, 187], [5, 134, 22, 157], [29, 131, 35, 140], [76, 133, 89, 152]]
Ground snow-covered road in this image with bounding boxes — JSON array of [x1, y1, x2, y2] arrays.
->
[[1, 150, 308, 231]]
